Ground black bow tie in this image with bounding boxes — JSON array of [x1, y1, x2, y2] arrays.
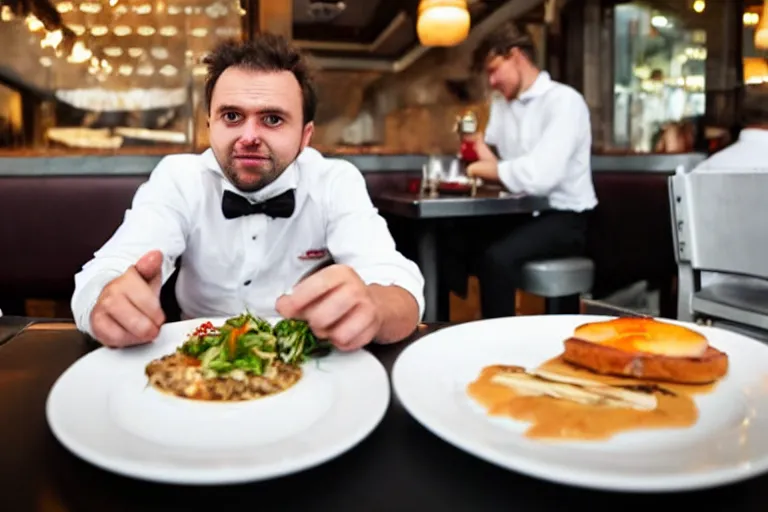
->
[[221, 189, 295, 219]]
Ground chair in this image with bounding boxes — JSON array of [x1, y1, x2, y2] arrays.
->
[[669, 165, 768, 338], [520, 257, 595, 314]]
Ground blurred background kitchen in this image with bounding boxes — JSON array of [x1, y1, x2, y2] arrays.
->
[[1, 0, 766, 328]]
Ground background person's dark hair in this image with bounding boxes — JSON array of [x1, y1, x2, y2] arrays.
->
[[203, 34, 317, 125], [740, 84, 768, 128], [472, 21, 536, 72]]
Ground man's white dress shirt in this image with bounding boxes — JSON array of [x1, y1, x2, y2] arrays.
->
[[484, 71, 598, 212], [694, 128, 768, 172], [71, 147, 425, 336], [692, 128, 768, 288]]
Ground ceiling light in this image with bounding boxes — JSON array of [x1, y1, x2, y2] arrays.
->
[[40, 30, 64, 49], [137, 64, 154, 76], [205, 1, 228, 18], [159, 64, 178, 77], [692, 0, 705, 13], [67, 41, 92, 64], [159, 26, 178, 36], [79, 2, 102, 13], [26, 15, 44, 32], [114, 25, 131, 36], [416, 0, 470, 47], [151, 47, 169, 59]]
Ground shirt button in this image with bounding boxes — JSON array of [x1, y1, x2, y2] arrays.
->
[[244, 280, 252, 286], [252, 235, 257, 240]]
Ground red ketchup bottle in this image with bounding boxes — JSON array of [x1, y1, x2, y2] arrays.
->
[[460, 137, 479, 164], [457, 111, 479, 165]]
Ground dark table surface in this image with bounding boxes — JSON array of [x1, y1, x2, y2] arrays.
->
[[372, 189, 551, 219], [0, 315, 47, 345], [2, 319, 767, 511]]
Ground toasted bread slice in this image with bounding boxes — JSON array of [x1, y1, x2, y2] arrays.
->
[[562, 318, 729, 384], [563, 338, 729, 384]]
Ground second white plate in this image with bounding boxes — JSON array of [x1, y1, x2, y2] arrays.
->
[[392, 315, 768, 492]]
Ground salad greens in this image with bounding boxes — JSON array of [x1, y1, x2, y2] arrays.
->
[[178, 312, 331, 377]]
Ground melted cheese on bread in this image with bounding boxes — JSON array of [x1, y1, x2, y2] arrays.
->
[[573, 318, 708, 358]]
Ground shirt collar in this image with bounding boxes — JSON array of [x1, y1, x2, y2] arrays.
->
[[202, 148, 299, 202], [517, 71, 554, 103], [738, 128, 768, 144]]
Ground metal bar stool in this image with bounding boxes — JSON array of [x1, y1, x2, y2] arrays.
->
[[520, 257, 595, 314]]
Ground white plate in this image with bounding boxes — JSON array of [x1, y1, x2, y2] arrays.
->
[[46, 317, 390, 485], [392, 315, 768, 492]]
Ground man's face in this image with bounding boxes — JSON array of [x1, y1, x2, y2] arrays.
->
[[208, 67, 313, 192], [485, 50, 524, 101]]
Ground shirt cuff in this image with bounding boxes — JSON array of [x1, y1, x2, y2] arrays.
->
[[497, 159, 525, 195], [358, 270, 426, 322], [71, 270, 122, 339]]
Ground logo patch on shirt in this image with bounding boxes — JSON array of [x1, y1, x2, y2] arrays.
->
[[298, 248, 329, 260]]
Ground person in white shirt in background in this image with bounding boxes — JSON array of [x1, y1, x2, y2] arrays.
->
[[462, 22, 598, 318], [72, 34, 424, 350], [694, 84, 768, 173]]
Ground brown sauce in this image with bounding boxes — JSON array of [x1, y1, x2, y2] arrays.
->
[[467, 356, 719, 441]]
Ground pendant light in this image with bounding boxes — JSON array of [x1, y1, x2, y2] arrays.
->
[[416, 0, 471, 47]]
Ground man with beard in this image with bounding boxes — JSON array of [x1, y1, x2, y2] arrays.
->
[[454, 21, 597, 319], [71, 34, 424, 351]]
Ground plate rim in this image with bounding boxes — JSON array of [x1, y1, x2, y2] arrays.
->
[[392, 314, 768, 492], [46, 317, 391, 485]]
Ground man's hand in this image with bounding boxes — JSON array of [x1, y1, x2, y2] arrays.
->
[[275, 265, 382, 352], [467, 160, 500, 181], [90, 250, 166, 348], [458, 133, 497, 162], [471, 134, 498, 162]]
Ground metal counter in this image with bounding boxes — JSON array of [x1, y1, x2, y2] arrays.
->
[[0, 152, 707, 176]]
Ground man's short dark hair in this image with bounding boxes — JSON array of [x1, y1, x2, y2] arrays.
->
[[472, 21, 536, 72], [741, 84, 768, 127], [203, 34, 317, 124]]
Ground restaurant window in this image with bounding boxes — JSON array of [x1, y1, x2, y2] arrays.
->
[[0, 0, 245, 154], [612, 1, 707, 152]]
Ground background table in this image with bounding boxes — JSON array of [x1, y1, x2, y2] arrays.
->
[[1, 320, 766, 511], [373, 190, 550, 322]]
